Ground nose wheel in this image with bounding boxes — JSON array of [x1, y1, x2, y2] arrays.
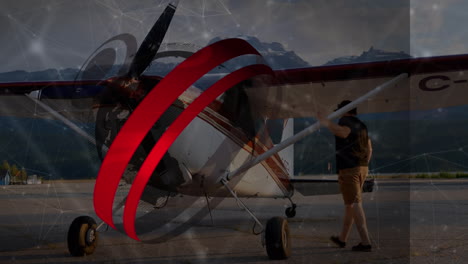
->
[[285, 206, 296, 218], [285, 198, 297, 218], [67, 216, 99, 256]]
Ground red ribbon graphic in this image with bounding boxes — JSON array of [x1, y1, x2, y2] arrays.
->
[[93, 38, 273, 239]]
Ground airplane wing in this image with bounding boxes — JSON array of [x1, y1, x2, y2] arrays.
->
[[3, 54, 467, 121], [0, 80, 103, 123], [247, 54, 468, 118]]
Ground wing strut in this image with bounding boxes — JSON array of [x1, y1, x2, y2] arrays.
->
[[220, 73, 408, 183], [220, 178, 265, 238], [25, 94, 104, 150]]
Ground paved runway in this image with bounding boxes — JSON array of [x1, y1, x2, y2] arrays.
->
[[0, 179, 467, 264]]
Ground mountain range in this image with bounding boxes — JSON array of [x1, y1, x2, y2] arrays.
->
[[0, 36, 311, 82], [323, 46, 411, 66]]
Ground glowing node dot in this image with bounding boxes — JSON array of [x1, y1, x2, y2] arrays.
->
[[202, 31, 211, 39], [30, 40, 43, 54]]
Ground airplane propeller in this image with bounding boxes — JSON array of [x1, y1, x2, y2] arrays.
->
[[95, 1, 179, 160], [126, 1, 178, 80]]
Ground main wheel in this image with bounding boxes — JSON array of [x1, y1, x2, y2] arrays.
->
[[265, 217, 291, 260], [67, 216, 98, 256]]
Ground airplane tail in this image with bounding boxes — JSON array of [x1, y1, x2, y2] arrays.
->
[[278, 118, 294, 178]]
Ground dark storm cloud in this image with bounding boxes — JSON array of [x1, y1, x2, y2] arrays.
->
[[2, 0, 462, 74]]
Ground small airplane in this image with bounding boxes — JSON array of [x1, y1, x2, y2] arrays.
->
[[1, 1, 468, 260]]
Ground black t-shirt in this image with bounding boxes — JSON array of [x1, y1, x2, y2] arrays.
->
[[335, 116, 369, 170]]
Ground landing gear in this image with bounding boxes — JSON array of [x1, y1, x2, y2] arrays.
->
[[67, 216, 99, 256], [220, 178, 291, 260], [265, 217, 291, 260]]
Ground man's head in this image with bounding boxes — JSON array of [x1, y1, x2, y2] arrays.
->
[[335, 100, 357, 115]]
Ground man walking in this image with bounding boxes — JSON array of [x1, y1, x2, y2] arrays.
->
[[317, 100, 373, 252]]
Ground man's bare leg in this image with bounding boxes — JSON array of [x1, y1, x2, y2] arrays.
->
[[352, 202, 371, 245], [339, 204, 354, 242]]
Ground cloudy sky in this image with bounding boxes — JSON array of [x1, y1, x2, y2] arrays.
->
[[0, 0, 465, 73]]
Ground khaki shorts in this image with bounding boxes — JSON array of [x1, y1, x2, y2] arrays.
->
[[338, 166, 368, 205]]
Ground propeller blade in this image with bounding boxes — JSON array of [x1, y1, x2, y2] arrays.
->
[[127, 1, 178, 79]]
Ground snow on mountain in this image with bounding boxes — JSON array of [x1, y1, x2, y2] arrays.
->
[[208, 36, 310, 70], [323, 46, 411, 66]]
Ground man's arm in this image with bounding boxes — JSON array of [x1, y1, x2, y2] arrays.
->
[[367, 139, 373, 163], [317, 112, 351, 138]]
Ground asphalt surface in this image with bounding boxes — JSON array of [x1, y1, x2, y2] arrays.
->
[[0, 179, 467, 264]]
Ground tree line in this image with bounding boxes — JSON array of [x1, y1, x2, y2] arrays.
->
[[1, 160, 28, 184]]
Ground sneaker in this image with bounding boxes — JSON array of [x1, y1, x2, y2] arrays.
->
[[352, 243, 372, 252], [330, 236, 346, 248]]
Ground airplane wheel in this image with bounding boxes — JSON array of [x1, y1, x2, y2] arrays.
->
[[67, 216, 98, 256], [285, 207, 296, 218], [265, 217, 291, 260]]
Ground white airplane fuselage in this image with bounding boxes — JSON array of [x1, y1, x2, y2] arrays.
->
[[155, 87, 293, 199]]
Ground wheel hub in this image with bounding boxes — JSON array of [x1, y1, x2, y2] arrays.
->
[[86, 229, 96, 245]]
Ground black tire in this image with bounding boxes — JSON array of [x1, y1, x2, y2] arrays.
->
[[363, 180, 374, 193], [285, 207, 296, 218], [67, 216, 98, 256], [265, 217, 291, 260]]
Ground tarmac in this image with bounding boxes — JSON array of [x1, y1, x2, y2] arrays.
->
[[0, 179, 467, 264]]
